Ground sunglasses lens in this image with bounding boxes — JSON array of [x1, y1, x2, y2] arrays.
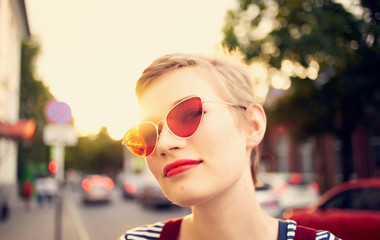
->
[[124, 123, 157, 157], [167, 97, 203, 137]]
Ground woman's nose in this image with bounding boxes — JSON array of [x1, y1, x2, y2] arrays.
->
[[155, 122, 187, 157]]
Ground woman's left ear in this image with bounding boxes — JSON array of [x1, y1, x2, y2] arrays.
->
[[245, 103, 267, 147]]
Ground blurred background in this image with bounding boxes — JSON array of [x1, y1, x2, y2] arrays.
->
[[0, 0, 379, 240]]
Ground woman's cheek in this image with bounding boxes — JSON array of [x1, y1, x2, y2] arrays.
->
[[145, 156, 160, 178]]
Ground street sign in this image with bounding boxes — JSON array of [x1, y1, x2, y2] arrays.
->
[[45, 100, 73, 124], [43, 124, 78, 146]]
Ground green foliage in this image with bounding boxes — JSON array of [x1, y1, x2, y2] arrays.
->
[[18, 37, 123, 177], [225, 0, 368, 70], [18, 37, 52, 176], [223, 0, 380, 180], [65, 127, 123, 174], [224, 0, 380, 130]]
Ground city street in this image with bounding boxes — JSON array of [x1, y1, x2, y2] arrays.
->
[[1, 2, 379, 240], [0, 186, 189, 240]]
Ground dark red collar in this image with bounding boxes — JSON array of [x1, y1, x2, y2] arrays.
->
[[159, 218, 183, 240]]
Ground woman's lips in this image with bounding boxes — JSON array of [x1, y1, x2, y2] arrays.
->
[[163, 159, 202, 178]]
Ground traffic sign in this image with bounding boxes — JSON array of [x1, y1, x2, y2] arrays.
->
[[45, 100, 73, 124], [43, 124, 78, 146]]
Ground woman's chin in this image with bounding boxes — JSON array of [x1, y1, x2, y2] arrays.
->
[[168, 196, 195, 207], [167, 193, 209, 208]]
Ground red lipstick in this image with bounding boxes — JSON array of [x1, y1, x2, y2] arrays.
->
[[163, 160, 202, 178]]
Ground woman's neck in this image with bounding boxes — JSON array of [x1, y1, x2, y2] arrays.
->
[[179, 172, 278, 240]]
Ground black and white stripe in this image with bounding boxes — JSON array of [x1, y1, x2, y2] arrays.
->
[[119, 221, 164, 240], [286, 220, 297, 240]]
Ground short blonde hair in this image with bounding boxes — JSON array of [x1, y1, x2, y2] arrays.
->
[[135, 53, 261, 184]]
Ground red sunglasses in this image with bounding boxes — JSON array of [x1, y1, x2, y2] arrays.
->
[[122, 96, 246, 157]]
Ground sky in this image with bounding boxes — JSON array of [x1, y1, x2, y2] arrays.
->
[[25, 0, 237, 140]]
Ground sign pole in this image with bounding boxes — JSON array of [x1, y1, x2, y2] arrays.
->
[[43, 99, 77, 240], [50, 146, 65, 184]]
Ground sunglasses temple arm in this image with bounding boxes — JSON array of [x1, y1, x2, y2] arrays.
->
[[204, 100, 246, 110]]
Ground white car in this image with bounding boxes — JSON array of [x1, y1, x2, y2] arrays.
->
[[135, 172, 172, 209], [119, 170, 149, 199], [255, 182, 282, 217], [81, 174, 114, 203], [119, 170, 172, 209], [258, 172, 320, 211]]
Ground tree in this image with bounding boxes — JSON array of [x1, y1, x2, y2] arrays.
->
[[18, 37, 53, 177], [19, 38, 124, 178], [65, 127, 123, 175], [223, 0, 380, 181]]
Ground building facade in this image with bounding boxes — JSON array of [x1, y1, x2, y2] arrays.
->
[[0, 0, 29, 205]]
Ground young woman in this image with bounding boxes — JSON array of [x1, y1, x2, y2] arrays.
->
[[119, 53, 340, 240]]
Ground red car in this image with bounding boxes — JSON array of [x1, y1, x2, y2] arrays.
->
[[283, 178, 380, 240]]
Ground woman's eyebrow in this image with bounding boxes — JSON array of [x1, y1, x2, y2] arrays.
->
[[140, 95, 196, 123], [172, 95, 195, 105]]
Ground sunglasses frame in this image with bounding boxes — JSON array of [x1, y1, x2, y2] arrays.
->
[[123, 96, 246, 157]]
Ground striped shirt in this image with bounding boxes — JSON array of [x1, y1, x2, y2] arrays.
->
[[120, 221, 164, 240], [119, 219, 341, 240], [285, 220, 341, 240]]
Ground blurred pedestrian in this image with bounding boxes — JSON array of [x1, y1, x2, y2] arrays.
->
[[45, 174, 58, 205], [21, 179, 33, 210], [35, 174, 47, 207], [118, 52, 341, 240], [0, 187, 10, 221]]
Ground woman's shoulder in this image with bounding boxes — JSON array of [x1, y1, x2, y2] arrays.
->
[[285, 220, 341, 240], [118, 221, 165, 240]]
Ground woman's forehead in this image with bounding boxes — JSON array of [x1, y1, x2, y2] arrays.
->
[[138, 95, 194, 122], [138, 68, 221, 119]]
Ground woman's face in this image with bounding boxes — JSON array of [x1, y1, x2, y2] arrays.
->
[[138, 67, 252, 207]]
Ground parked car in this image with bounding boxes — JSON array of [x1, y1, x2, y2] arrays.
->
[[255, 182, 282, 217], [258, 172, 320, 211], [119, 170, 150, 199], [283, 178, 380, 240], [137, 183, 172, 208], [81, 174, 114, 203], [135, 173, 172, 209], [119, 170, 172, 208]]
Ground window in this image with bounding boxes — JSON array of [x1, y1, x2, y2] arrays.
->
[[321, 187, 380, 211], [356, 187, 380, 211]]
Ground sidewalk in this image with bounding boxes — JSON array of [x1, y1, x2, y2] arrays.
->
[[0, 189, 88, 240]]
